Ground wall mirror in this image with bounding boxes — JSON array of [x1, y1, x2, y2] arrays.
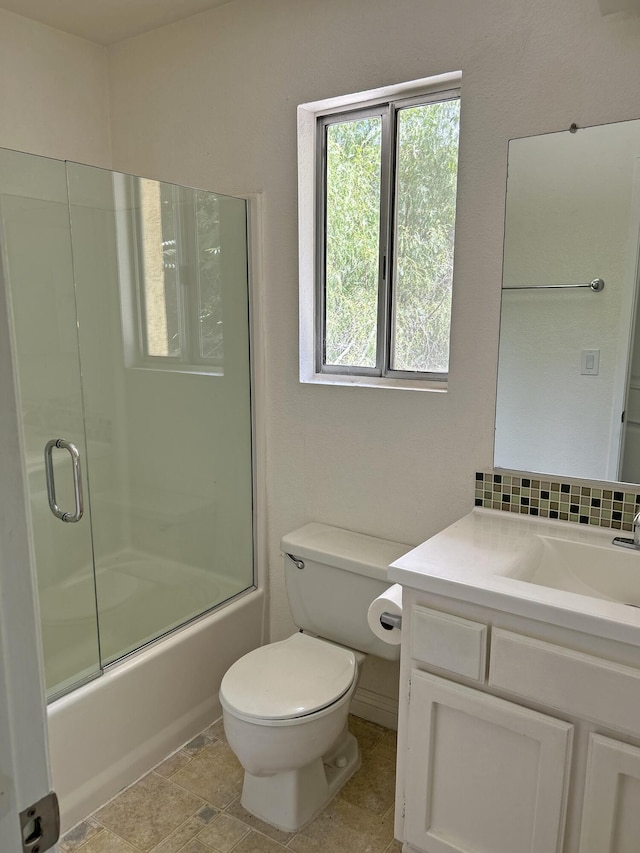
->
[[494, 118, 640, 485]]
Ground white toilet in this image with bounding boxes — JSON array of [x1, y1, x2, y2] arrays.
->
[[219, 522, 408, 832]]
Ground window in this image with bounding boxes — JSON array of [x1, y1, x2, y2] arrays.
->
[[299, 74, 461, 388]]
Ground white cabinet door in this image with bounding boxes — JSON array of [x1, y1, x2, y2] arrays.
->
[[404, 671, 573, 853], [580, 734, 640, 853], [0, 273, 54, 852]]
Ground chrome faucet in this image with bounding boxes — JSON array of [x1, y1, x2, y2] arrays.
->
[[613, 509, 640, 550]]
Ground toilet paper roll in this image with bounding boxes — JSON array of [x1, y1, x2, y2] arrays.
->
[[367, 584, 403, 645]]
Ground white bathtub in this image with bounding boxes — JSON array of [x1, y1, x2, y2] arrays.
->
[[47, 584, 265, 832], [40, 550, 253, 690]]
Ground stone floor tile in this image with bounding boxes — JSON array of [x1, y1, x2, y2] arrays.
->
[[59, 818, 103, 852], [289, 798, 393, 853], [95, 772, 203, 852], [169, 740, 243, 809], [196, 804, 217, 823], [339, 749, 396, 816], [348, 715, 388, 752], [224, 799, 297, 845], [229, 830, 289, 853], [62, 716, 398, 853], [372, 730, 397, 764], [150, 815, 208, 853], [178, 841, 211, 853], [154, 750, 192, 778], [183, 732, 215, 757], [68, 829, 138, 853], [196, 812, 250, 852], [381, 802, 396, 826], [205, 718, 227, 742]]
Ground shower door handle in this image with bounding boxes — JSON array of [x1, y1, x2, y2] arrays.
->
[[44, 439, 84, 523]]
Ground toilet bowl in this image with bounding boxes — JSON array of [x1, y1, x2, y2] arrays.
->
[[219, 523, 409, 833], [220, 632, 364, 831]]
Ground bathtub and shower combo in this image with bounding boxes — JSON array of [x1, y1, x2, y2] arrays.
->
[[0, 148, 263, 830]]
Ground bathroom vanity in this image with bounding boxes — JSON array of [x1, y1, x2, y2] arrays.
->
[[389, 508, 640, 853]]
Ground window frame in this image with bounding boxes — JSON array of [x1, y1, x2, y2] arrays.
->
[[298, 72, 462, 391]]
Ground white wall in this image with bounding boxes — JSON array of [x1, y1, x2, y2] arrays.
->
[[0, 9, 111, 167], [106, 0, 640, 662]]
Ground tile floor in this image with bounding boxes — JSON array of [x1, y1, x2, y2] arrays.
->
[[59, 715, 402, 853]]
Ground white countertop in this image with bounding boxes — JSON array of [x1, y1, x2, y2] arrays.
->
[[388, 508, 640, 647]]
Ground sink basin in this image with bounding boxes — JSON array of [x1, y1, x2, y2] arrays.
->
[[511, 536, 640, 607], [388, 508, 640, 646]]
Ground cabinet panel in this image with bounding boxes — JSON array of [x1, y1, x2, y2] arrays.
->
[[411, 606, 487, 681], [404, 670, 572, 853], [580, 734, 640, 853], [490, 629, 640, 737]]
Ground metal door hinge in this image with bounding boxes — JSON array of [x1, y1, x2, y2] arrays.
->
[[20, 791, 59, 853]]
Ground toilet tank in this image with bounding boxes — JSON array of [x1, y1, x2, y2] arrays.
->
[[281, 523, 410, 661]]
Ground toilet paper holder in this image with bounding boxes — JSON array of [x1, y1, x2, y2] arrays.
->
[[380, 611, 402, 631]]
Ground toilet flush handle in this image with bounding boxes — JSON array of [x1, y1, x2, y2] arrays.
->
[[285, 553, 305, 570]]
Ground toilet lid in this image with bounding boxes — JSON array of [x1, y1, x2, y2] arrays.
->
[[220, 633, 357, 721]]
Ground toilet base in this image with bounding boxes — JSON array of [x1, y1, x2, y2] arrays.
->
[[240, 726, 360, 832]]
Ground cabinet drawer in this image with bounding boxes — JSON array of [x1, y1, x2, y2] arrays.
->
[[411, 605, 487, 681], [490, 629, 640, 737]]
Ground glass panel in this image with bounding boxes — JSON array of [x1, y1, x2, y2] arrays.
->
[[391, 98, 460, 373], [324, 116, 382, 368], [66, 164, 253, 665], [139, 180, 181, 357], [196, 189, 224, 360], [0, 149, 101, 698]]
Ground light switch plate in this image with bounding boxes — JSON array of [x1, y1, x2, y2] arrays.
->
[[581, 349, 600, 375]]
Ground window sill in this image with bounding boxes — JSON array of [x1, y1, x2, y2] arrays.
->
[[300, 372, 447, 393]]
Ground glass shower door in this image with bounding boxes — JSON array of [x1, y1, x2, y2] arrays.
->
[[1, 148, 254, 698], [0, 149, 101, 698], [66, 164, 254, 665]]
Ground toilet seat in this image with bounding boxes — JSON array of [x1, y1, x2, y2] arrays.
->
[[220, 633, 356, 724]]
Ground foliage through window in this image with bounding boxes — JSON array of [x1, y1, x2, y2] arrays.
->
[[317, 90, 460, 380]]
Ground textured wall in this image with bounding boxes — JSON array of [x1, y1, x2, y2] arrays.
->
[[0, 9, 111, 166]]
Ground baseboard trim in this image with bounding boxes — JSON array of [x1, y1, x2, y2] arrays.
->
[[350, 686, 398, 731]]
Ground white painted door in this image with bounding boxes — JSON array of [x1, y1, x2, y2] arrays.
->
[[0, 253, 55, 850], [404, 670, 573, 853], [579, 733, 640, 853]]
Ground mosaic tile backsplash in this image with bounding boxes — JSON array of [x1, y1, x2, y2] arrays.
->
[[475, 471, 640, 533]]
